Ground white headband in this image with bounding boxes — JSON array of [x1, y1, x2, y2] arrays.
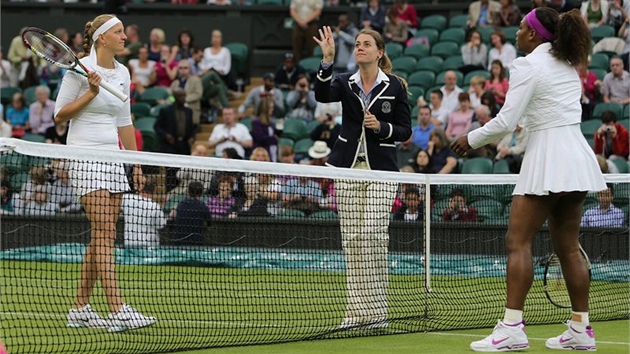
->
[[92, 17, 121, 42]]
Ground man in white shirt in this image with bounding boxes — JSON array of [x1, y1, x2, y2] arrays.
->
[[429, 89, 450, 127], [208, 107, 253, 158], [601, 57, 630, 104], [237, 72, 285, 118], [440, 71, 463, 117], [122, 180, 166, 247]]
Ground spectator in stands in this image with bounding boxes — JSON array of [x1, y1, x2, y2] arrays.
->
[[206, 174, 236, 218], [188, 47, 205, 76], [22, 184, 56, 217], [487, 31, 517, 71], [286, 74, 317, 122], [440, 70, 464, 117], [594, 110, 630, 160], [581, 0, 609, 28], [485, 59, 509, 105], [333, 14, 359, 74], [0, 179, 13, 215], [0, 48, 14, 88], [281, 175, 323, 216], [117, 24, 142, 66], [314, 100, 342, 123], [200, 30, 235, 90], [607, 0, 628, 34], [581, 184, 625, 227], [147, 28, 166, 62], [229, 174, 271, 218], [531, 0, 547, 8], [446, 92, 474, 139], [45, 120, 68, 145], [428, 128, 458, 174], [460, 29, 488, 75], [467, 104, 498, 158], [494, 0, 522, 26], [152, 44, 178, 88], [290, 0, 323, 62], [468, 0, 502, 28], [393, 186, 424, 221], [549, 0, 581, 13], [310, 113, 341, 150], [168, 181, 211, 246], [200, 67, 231, 113], [481, 90, 500, 117], [468, 75, 487, 108], [69, 32, 84, 55], [495, 125, 529, 173], [412, 105, 436, 150], [408, 148, 434, 173], [208, 107, 253, 158], [429, 89, 450, 127], [170, 29, 196, 62], [441, 188, 478, 222], [13, 166, 51, 214], [601, 56, 630, 104], [28, 86, 55, 136], [7, 28, 45, 89], [618, 13, 630, 62], [579, 60, 601, 121], [251, 97, 279, 162], [170, 60, 203, 126], [155, 88, 195, 156], [50, 160, 81, 214], [360, 0, 386, 34], [396, 135, 420, 169], [238, 72, 285, 118], [279, 145, 297, 164], [393, 0, 418, 32], [305, 141, 337, 212], [122, 179, 166, 248], [383, 7, 409, 47], [275, 53, 307, 91], [129, 46, 156, 97], [6, 92, 29, 138]]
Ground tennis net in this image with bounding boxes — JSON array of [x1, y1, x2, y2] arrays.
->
[[0, 137, 628, 354]]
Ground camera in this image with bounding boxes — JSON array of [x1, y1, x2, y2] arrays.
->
[[299, 83, 307, 89], [604, 126, 612, 132], [326, 113, 333, 121]]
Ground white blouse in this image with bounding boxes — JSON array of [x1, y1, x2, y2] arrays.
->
[[468, 43, 582, 148], [54, 58, 132, 149], [487, 43, 517, 71], [200, 47, 232, 75], [128, 59, 156, 86]]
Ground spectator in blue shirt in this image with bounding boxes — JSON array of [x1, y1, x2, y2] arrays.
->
[[360, 0, 386, 34], [281, 176, 323, 216], [168, 181, 212, 246], [6, 92, 29, 138], [581, 184, 626, 228], [411, 106, 436, 150]]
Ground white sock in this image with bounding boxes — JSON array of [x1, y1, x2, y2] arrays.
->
[[502, 308, 523, 325], [571, 311, 589, 331]]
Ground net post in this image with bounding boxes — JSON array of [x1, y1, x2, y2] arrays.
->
[[423, 173, 432, 293]]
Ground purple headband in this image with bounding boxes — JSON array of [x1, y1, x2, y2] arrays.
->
[[525, 10, 555, 42]]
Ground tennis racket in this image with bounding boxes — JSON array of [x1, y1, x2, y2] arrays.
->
[[21, 27, 129, 102], [543, 244, 591, 309]]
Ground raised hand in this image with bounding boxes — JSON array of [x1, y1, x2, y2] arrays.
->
[[313, 26, 336, 63]]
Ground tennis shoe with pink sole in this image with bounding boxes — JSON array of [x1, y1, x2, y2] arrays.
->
[[470, 320, 529, 352], [545, 321, 597, 351]]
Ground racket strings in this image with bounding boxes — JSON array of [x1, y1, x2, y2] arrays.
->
[[25, 33, 76, 68]]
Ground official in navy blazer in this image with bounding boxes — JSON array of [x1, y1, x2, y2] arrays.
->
[[313, 26, 411, 330]]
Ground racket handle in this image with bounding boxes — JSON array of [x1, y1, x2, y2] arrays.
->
[[100, 79, 129, 102]]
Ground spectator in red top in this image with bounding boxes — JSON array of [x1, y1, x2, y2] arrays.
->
[[579, 61, 601, 121], [441, 188, 478, 222], [484, 59, 509, 105], [594, 110, 629, 160], [393, 0, 418, 30]]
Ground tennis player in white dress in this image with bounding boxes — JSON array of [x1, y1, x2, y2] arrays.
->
[[54, 14, 156, 332], [452, 8, 606, 352]]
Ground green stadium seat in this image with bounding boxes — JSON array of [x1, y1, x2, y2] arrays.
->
[[9, 172, 29, 192], [477, 27, 494, 44], [407, 85, 425, 106], [313, 46, 323, 57], [135, 117, 157, 133], [585, 136, 594, 148], [385, 42, 404, 60], [140, 87, 170, 106], [149, 103, 170, 117], [464, 70, 490, 85], [23, 86, 38, 106], [502, 26, 518, 44], [623, 105, 630, 119], [0, 153, 27, 174], [131, 102, 152, 118], [1, 87, 21, 106], [431, 199, 451, 221], [436, 70, 463, 86], [276, 209, 306, 218], [306, 120, 321, 135], [141, 131, 159, 152], [618, 118, 629, 130], [225, 42, 249, 78], [240, 116, 253, 131], [413, 28, 439, 46], [442, 55, 464, 71], [282, 118, 307, 141], [393, 70, 408, 80], [279, 137, 294, 147], [430, 42, 460, 59], [439, 28, 466, 46], [461, 157, 493, 174], [163, 193, 187, 214], [22, 134, 46, 143], [391, 56, 418, 74], [309, 210, 339, 219], [416, 55, 443, 74], [448, 14, 468, 28], [492, 159, 511, 174], [590, 68, 608, 81], [591, 25, 615, 43], [293, 138, 314, 156], [612, 158, 629, 173], [580, 119, 602, 138], [404, 44, 429, 60], [256, 0, 283, 4], [589, 53, 610, 71], [408, 70, 436, 90], [471, 198, 504, 222], [298, 56, 321, 75], [420, 15, 447, 31], [592, 102, 623, 120]]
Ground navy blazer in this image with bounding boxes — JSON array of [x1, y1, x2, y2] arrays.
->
[[314, 63, 411, 172]]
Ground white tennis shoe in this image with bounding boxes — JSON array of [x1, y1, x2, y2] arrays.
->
[[67, 304, 110, 329], [107, 304, 156, 332], [545, 321, 597, 351], [470, 320, 529, 352]]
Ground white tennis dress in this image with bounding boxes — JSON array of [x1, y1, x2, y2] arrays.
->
[[468, 43, 606, 195], [54, 58, 133, 197]]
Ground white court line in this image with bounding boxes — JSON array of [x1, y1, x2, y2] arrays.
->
[[428, 332, 630, 346]]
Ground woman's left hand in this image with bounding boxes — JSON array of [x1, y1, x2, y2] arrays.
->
[[450, 134, 472, 156], [364, 110, 381, 132], [133, 165, 145, 192]]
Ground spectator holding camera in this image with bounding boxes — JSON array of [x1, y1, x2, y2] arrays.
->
[[593, 110, 629, 160], [601, 57, 630, 104], [285, 74, 317, 122], [238, 72, 284, 118], [441, 188, 478, 222]]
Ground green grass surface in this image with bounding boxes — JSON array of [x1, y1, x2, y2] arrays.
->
[[1, 261, 628, 354]]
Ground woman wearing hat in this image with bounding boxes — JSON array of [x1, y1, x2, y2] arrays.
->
[[313, 26, 411, 330]]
